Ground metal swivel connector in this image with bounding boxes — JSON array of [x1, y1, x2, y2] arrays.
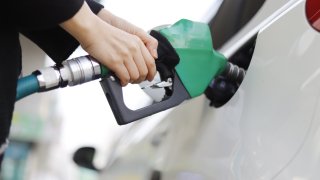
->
[[34, 55, 102, 92], [60, 56, 101, 86]]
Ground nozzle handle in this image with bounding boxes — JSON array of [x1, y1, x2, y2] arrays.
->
[[100, 73, 190, 125]]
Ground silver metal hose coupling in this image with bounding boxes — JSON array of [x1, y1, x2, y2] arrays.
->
[[60, 56, 101, 86], [34, 56, 102, 92], [221, 62, 246, 84]]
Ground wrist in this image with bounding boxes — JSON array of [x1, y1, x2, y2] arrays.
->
[[60, 2, 99, 43], [97, 9, 114, 24]]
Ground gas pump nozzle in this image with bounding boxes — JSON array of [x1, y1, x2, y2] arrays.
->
[[99, 19, 244, 125]]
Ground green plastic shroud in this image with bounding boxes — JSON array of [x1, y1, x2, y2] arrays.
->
[[158, 19, 227, 98]]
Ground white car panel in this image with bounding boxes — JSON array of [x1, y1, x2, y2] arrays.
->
[[159, 1, 320, 179], [220, 0, 300, 58], [197, 1, 320, 179]]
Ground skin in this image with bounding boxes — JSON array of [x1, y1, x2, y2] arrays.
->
[[60, 2, 158, 86]]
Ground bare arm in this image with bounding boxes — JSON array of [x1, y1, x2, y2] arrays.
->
[[60, 2, 157, 86], [96, 9, 158, 59]]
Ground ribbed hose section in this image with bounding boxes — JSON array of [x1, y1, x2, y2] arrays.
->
[[221, 62, 246, 84], [16, 74, 40, 101]]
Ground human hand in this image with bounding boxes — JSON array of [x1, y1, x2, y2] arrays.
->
[[60, 2, 157, 86], [97, 9, 159, 59]]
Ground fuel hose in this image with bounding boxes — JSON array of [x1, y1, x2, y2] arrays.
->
[[16, 74, 40, 101]]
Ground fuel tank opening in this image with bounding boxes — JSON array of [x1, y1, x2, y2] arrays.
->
[[205, 35, 257, 107]]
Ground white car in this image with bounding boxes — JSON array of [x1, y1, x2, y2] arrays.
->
[[74, 0, 320, 179]]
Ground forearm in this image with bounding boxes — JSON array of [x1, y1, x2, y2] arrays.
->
[[97, 9, 144, 35], [97, 9, 158, 58], [59, 2, 100, 46]]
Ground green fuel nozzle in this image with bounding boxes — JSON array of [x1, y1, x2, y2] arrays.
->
[[158, 19, 228, 98], [16, 19, 245, 125], [99, 19, 245, 125]]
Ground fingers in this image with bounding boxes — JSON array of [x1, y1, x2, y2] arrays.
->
[[136, 30, 159, 59], [131, 47, 148, 83], [145, 34, 159, 59], [113, 35, 156, 85], [96, 14, 158, 82], [123, 56, 140, 83], [138, 39, 157, 81], [128, 36, 156, 83], [113, 64, 130, 86]]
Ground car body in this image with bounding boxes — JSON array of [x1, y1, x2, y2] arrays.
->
[[88, 0, 320, 179]]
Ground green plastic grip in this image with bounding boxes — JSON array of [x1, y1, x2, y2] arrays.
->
[[158, 19, 227, 98]]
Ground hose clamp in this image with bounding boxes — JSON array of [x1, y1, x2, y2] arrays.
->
[[34, 67, 61, 92]]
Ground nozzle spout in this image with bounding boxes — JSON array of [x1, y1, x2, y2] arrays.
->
[[221, 62, 246, 84]]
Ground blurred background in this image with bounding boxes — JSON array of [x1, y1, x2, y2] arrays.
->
[[1, 0, 221, 179]]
